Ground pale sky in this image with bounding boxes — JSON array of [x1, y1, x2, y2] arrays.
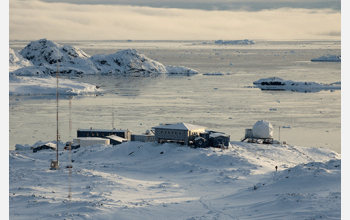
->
[[9, 0, 341, 41]]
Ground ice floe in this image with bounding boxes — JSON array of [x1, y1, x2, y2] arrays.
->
[[311, 54, 341, 62], [215, 39, 256, 45], [253, 77, 341, 93]]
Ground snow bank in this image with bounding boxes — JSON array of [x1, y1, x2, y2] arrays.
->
[[253, 77, 341, 92], [10, 39, 198, 76], [311, 54, 341, 62], [9, 75, 102, 96], [215, 39, 255, 45], [9, 48, 33, 72], [9, 141, 340, 219]]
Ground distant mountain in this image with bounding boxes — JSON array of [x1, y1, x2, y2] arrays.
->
[[10, 39, 198, 76]]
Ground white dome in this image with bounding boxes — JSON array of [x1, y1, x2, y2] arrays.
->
[[252, 120, 273, 138]]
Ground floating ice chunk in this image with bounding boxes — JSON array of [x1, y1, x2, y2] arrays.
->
[[215, 39, 255, 45], [311, 55, 341, 62]]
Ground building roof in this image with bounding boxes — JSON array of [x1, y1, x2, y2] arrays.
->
[[78, 129, 128, 132], [106, 135, 127, 142], [209, 133, 230, 138], [153, 123, 206, 131]]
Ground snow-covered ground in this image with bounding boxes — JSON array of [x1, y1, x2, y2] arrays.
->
[[311, 55, 341, 62], [9, 141, 340, 219], [9, 75, 102, 96], [253, 77, 341, 93]]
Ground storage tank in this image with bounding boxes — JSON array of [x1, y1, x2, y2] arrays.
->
[[252, 120, 273, 139]]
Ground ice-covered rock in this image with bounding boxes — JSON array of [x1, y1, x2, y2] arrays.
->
[[311, 55, 341, 62], [9, 48, 33, 72], [10, 39, 198, 76], [215, 39, 255, 45], [90, 49, 168, 76], [19, 38, 90, 66]]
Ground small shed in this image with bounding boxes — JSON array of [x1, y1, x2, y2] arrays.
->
[[106, 135, 127, 145]]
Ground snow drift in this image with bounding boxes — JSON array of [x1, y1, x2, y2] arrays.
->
[[10, 39, 198, 76]]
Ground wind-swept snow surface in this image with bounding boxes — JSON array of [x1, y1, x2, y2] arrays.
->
[[10, 39, 198, 76], [9, 141, 340, 219]]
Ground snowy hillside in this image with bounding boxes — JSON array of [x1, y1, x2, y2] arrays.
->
[[9, 48, 33, 72], [9, 141, 340, 219], [10, 39, 198, 76]]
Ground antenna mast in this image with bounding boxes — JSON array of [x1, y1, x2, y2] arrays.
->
[[56, 59, 59, 162], [50, 59, 60, 170]]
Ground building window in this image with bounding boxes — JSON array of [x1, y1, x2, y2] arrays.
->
[[161, 131, 163, 134], [175, 132, 177, 135]]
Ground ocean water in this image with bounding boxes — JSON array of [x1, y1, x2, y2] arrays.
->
[[9, 40, 341, 153]]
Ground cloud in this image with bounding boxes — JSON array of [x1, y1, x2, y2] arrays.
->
[[9, 0, 341, 41], [39, 0, 341, 11]]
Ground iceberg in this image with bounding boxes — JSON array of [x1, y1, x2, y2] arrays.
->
[[215, 39, 255, 45], [253, 77, 341, 93], [311, 55, 341, 62]]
